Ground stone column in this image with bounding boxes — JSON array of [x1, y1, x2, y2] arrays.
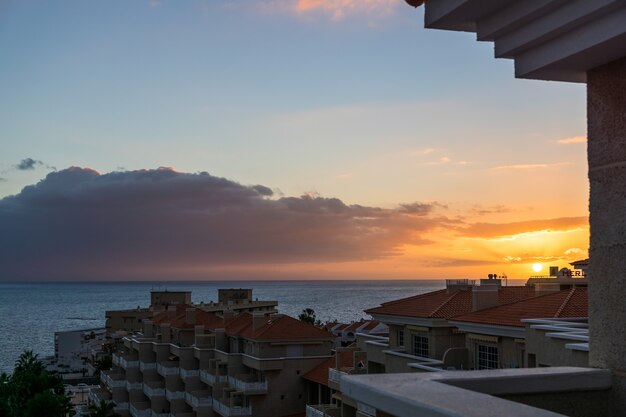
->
[[587, 56, 626, 415]]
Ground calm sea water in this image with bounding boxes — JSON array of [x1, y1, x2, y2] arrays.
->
[[0, 280, 455, 374]]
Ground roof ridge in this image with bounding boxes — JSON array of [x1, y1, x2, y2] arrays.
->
[[430, 290, 461, 317], [554, 287, 576, 317], [378, 289, 447, 307]]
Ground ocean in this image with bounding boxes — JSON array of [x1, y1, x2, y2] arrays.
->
[[0, 280, 454, 374]]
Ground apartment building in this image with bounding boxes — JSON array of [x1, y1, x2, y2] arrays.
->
[[105, 289, 278, 337], [92, 299, 334, 417]]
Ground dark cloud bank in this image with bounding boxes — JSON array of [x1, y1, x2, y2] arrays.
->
[[0, 167, 451, 280]]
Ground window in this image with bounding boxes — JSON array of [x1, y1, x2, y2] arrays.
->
[[476, 344, 499, 370], [412, 334, 429, 358], [397, 329, 404, 347]]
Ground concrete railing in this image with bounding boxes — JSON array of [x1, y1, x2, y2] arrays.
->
[[179, 368, 200, 379], [114, 402, 129, 412], [101, 371, 126, 389], [306, 404, 341, 417], [328, 368, 343, 383], [227, 375, 268, 393], [213, 399, 252, 416], [200, 370, 228, 385], [129, 402, 151, 417], [166, 389, 185, 401], [340, 368, 612, 417], [185, 390, 212, 408], [143, 382, 165, 398], [157, 361, 179, 376], [140, 361, 157, 371]]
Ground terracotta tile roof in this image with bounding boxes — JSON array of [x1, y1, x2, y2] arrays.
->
[[302, 350, 356, 386], [365, 287, 537, 319], [302, 356, 334, 386], [451, 288, 588, 327], [570, 258, 589, 266], [153, 308, 333, 341], [360, 320, 381, 332], [151, 304, 192, 324], [236, 314, 334, 341]]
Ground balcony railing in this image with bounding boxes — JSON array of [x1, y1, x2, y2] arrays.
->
[[143, 382, 165, 398], [114, 402, 130, 412], [88, 388, 111, 404], [166, 389, 185, 401], [157, 361, 179, 376], [114, 354, 139, 369], [328, 368, 343, 383], [199, 370, 228, 385], [185, 390, 212, 408], [179, 368, 199, 379], [213, 399, 252, 416], [101, 371, 126, 389], [130, 402, 151, 417], [126, 381, 143, 391], [140, 361, 157, 371], [306, 404, 341, 417], [227, 376, 268, 393]]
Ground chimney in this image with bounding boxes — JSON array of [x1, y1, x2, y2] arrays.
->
[[186, 308, 196, 325], [472, 278, 502, 311], [161, 323, 171, 343], [223, 309, 235, 323], [214, 328, 227, 351], [167, 305, 177, 318], [535, 283, 561, 295], [252, 311, 267, 331], [143, 320, 154, 338]]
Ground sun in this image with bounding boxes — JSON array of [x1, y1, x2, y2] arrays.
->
[[532, 263, 543, 273]]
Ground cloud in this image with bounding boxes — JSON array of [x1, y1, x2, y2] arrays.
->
[[294, 0, 399, 20], [557, 135, 586, 145], [460, 216, 588, 239], [15, 158, 43, 170], [492, 162, 570, 170], [411, 148, 436, 155], [564, 247, 586, 256], [0, 167, 453, 280], [257, 0, 401, 21], [423, 257, 495, 268], [469, 204, 512, 216]]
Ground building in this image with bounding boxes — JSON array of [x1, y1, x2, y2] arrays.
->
[[42, 327, 106, 376], [105, 289, 277, 338], [91, 291, 335, 417], [337, 0, 626, 415]]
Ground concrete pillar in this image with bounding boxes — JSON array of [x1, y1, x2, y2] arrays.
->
[[587, 56, 626, 415]]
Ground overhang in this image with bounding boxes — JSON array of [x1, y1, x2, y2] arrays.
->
[[421, 0, 626, 83]]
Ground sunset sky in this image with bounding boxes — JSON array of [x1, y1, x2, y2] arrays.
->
[[0, 0, 589, 281]]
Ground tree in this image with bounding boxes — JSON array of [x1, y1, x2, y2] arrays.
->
[[0, 350, 73, 417], [88, 399, 119, 417], [298, 308, 316, 325]]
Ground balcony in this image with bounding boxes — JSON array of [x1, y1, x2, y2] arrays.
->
[[89, 388, 112, 404], [114, 352, 140, 370], [140, 361, 157, 371], [166, 389, 186, 401], [101, 371, 126, 389], [185, 390, 212, 408], [306, 404, 341, 417], [114, 402, 130, 412], [157, 361, 180, 376], [143, 381, 165, 398], [339, 368, 611, 417], [130, 402, 152, 417], [227, 375, 268, 394], [199, 370, 227, 385], [212, 399, 252, 417], [179, 368, 200, 379], [126, 380, 143, 391]]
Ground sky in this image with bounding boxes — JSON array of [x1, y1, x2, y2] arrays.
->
[[0, 0, 589, 281]]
